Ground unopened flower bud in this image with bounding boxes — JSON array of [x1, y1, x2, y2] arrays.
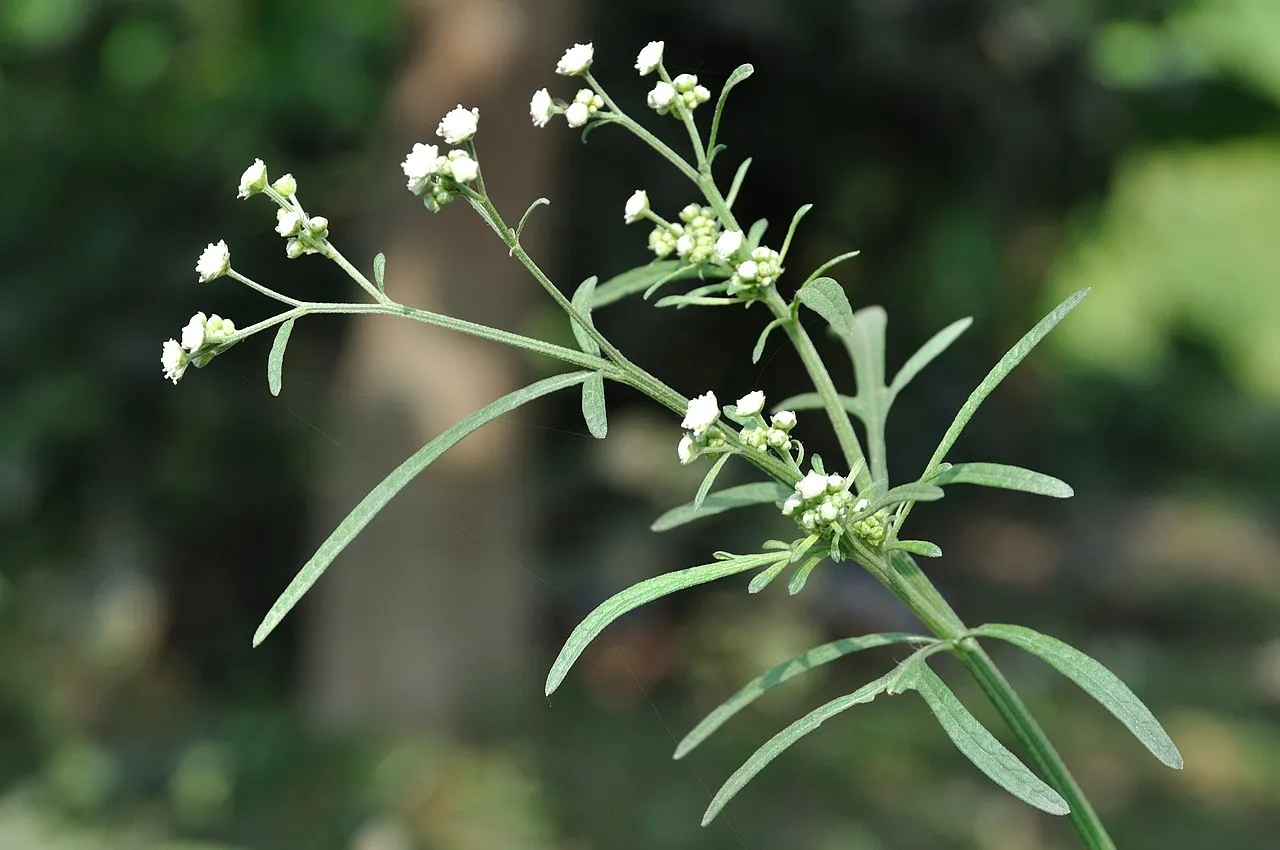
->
[[237, 159, 267, 199], [272, 173, 297, 197]]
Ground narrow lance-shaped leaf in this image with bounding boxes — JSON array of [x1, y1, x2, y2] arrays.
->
[[795, 277, 856, 336], [786, 552, 824, 595], [971, 624, 1183, 769], [887, 540, 943, 558], [747, 560, 788, 594], [581, 374, 607, 439], [253, 370, 593, 647], [932, 462, 1073, 498], [888, 316, 972, 398], [592, 261, 713, 308], [707, 63, 754, 154], [725, 156, 752, 208], [267, 318, 294, 398], [925, 289, 1088, 474], [651, 482, 791, 532], [772, 392, 868, 419], [840, 306, 888, 481], [855, 482, 944, 518], [372, 252, 386, 292], [800, 250, 860, 289], [702, 669, 899, 826], [910, 666, 1071, 816], [545, 552, 776, 696], [676, 633, 932, 760], [693, 453, 732, 512], [570, 275, 600, 355], [752, 318, 782, 364], [780, 203, 813, 261], [745, 218, 768, 252]]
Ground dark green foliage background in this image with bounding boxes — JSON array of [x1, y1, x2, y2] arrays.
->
[[2, 0, 1277, 848]]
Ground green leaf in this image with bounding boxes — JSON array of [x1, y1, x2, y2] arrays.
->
[[910, 666, 1071, 816], [675, 632, 931, 760], [725, 157, 752, 208], [372, 252, 386, 292], [772, 392, 867, 418], [747, 560, 788, 594], [889, 316, 972, 398], [694, 453, 733, 512], [932, 462, 1073, 498], [840, 306, 889, 481], [888, 540, 943, 558], [570, 275, 600, 355], [655, 294, 738, 308], [266, 318, 294, 398], [786, 553, 824, 595], [751, 318, 783, 364], [253, 371, 592, 648], [780, 203, 813, 261], [515, 197, 550, 243], [745, 218, 768, 252], [971, 624, 1183, 769], [546, 552, 775, 696], [702, 669, 899, 825], [925, 289, 1088, 473], [581, 373, 607, 439], [796, 277, 856, 336], [708, 63, 754, 154], [856, 482, 944, 517], [801, 250, 861, 289], [593, 261, 712, 309], [651, 481, 792, 532]]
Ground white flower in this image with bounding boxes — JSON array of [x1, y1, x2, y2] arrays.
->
[[624, 190, 649, 223], [735, 390, 765, 416], [181, 312, 207, 353], [276, 209, 301, 237], [272, 173, 297, 197], [286, 238, 306, 259], [195, 240, 230, 282], [635, 41, 664, 75], [854, 497, 870, 513], [447, 152, 479, 183], [675, 233, 694, 257], [736, 259, 759, 281], [781, 494, 803, 516], [673, 73, 698, 92], [797, 471, 828, 500], [402, 142, 440, 194], [437, 105, 479, 145], [305, 215, 329, 236], [677, 434, 697, 465], [161, 339, 187, 384], [237, 158, 267, 198], [681, 391, 720, 436], [818, 501, 840, 523], [771, 410, 797, 431], [556, 42, 594, 76], [647, 81, 675, 113], [530, 88, 555, 127], [691, 85, 711, 105], [826, 474, 845, 492], [564, 101, 591, 128], [715, 229, 743, 260]]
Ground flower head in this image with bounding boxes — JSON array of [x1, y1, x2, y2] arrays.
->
[[556, 43, 594, 76], [796, 470, 829, 501], [771, 410, 797, 431], [624, 190, 649, 224], [715, 229, 743, 260], [647, 81, 676, 114], [564, 101, 590, 128], [635, 41, 664, 75], [681, 391, 720, 436], [272, 173, 297, 197], [437, 105, 479, 145], [181, 312, 207, 353], [735, 390, 765, 416], [402, 143, 441, 194], [446, 151, 479, 184], [195, 240, 230, 282], [237, 159, 267, 199], [276, 209, 301, 237], [677, 434, 697, 465], [530, 88, 555, 127], [161, 339, 188, 384]]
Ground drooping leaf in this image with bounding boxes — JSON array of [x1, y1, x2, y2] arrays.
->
[[708, 63, 754, 154], [752, 318, 783, 364], [515, 197, 551, 243], [887, 540, 943, 558], [795, 277, 856, 336], [372, 252, 386, 292], [694, 453, 733, 512], [651, 482, 792, 532], [780, 203, 813, 260], [726, 157, 752, 208], [889, 316, 972, 398], [267, 318, 294, 398], [971, 624, 1183, 769], [840, 306, 889, 481], [747, 560, 788, 594], [581, 373, 607, 439], [909, 666, 1071, 815], [253, 371, 592, 648], [592, 261, 713, 309], [570, 275, 600, 355], [932, 462, 1073, 498], [676, 633, 932, 760], [702, 670, 899, 825], [786, 552, 824, 595], [545, 552, 776, 696], [925, 289, 1088, 473]]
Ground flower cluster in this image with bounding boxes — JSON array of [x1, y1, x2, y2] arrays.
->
[[737, 394, 798, 455], [161, 311, 237, 385], [647, 73, 711, 117], [645, 204, 722, 263], [780, 467, 888, 553], [566, 89, 605, 128], [196, 240, 230, 282], [402, 141, 480, 212], [727, 246, 784, 295], [530, 44, 614, 131], [677, 391, 726, 464]]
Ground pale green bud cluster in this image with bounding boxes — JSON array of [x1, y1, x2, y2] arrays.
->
[[648, 224, 681, 258], [850, 508, 889, 546], [782, 471, 856, 533], [671, 74, 712, 110], [675, 204, 722, 263], [401, 136, 480, 213], [566, 89, 605, 128], [728, 246, 784, 295], [163, 310, 238, 384], [740, 408, 798, 455]]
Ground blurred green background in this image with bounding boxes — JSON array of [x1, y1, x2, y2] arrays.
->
[[2, 0, 1278, 848]]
